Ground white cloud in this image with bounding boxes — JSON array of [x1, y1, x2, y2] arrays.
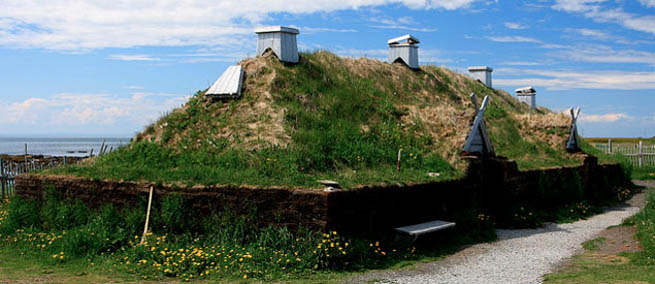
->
[[565, 28, 609, 40], [539, 43, 569, 49], [552, 0, 607, 13], [368, 16, 437, 32], [579, 113, 633, 122], [638, 0, 655, 8], [0, 93, 187, 132], [486, 36, 541, 43], [108, 54, 161, 61], [298, 27, 358, 33], [504, 22, 528, 30], [500, 61, 541, 66], [552, 0, 655, 34], [0, 0, 475, 51], [494, 68, 655, 90], [549, 44, 655, 64], [370, 24, 437, 32]]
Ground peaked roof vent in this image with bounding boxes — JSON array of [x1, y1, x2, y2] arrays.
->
[[468, 66, 494, 88], [255, 26, 300, 63], [388, 34, 420, 69]]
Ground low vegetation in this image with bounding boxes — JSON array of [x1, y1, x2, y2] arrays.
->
[[585, 137, 655, 145], [545, 191, 655, 283], [0, 189, 497, 282], [633, 166, 655, 180], [625, 191, 655, 263], [46, 51, 580, 188]]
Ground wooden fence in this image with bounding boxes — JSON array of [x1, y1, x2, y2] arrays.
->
[[593, 139, 655, 167], [0, 158, 73, 199]]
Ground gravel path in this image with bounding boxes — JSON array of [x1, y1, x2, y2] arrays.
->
[[351, 191, 648, 284]]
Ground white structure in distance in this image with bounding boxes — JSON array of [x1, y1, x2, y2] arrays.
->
[[468, 66, 493, 88], [515, 86, 537, 109], [388, 34, 420, 69], [255, 26, 299, 63]]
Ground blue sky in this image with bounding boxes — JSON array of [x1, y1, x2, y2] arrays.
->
[[0, 0, 653, 138]]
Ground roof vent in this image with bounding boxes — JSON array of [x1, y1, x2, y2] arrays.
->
[[255, 26, 299, 63], [468, 66, 493, 88], [388, 34, 420, 69], [515, 86, 536, 109]]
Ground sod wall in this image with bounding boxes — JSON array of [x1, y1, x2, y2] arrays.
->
[[14, 155, 629, 234]]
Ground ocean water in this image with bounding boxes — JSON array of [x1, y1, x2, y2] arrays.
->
[[0, 137, 131, 157]]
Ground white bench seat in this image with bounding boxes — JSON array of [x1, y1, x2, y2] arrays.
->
[[395, 220, 456, 237]]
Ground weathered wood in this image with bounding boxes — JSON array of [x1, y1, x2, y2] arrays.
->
[[566, 107, 581, 152], [592, 142, 655, 167], [395, 220, 456, 238], [1, 159, 5, 200], [468, 66, 493, 88], [255, 26, 299, 63], [206, 65, 244, 100], [462, 94, 494, 155], [100, 139, 106, 155], [388, 34, 419, 69], [397, 149, 402, 172], [140, 186, 154, 245], [639, 141, 643, 167]]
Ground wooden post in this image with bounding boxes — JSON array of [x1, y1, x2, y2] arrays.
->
[[608, 138, 612, 154], [140, 186, 154, 245], [24, 144, 28, 163], [1, 159, 5, 200], [90, 149, 94, 157], [100, 139, 106, 156], [639, 140, 643, 167], [397, 149, 402, 172]]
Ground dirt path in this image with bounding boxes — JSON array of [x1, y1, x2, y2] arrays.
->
[[348, 188, 650, 284]]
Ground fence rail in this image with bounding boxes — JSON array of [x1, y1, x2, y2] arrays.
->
[[593, 139, 655, 167], [0, 157, 75, 199]]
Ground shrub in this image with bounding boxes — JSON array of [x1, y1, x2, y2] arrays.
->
[[0, 196, 40, 234]]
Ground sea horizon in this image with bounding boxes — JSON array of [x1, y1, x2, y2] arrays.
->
[[0, 136, 131, 157]]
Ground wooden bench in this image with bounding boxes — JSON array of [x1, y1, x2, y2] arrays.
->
[[395, 220, 456, 241]]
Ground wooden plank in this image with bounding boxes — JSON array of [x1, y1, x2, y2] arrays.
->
[[206, 65, 244, 99], [463, 95, 492, 155], [395, 220, 456, 236], [1, 159, 5, 200]]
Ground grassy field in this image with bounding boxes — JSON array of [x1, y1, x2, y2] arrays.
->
[[0, 185, 637, 283], [0, 190, 499, 282], [45, 51, 581, 188], [633, 166, 655, 180], [544, 190, 655, 283], [585, 137, 655, 145]]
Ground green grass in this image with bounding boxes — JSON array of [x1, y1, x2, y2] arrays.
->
[[0, 190, 496, 282], [544, 191, 655, 283], [543, 253, 655, 283], [624, 192, 655, 261], [585, 137, 655, 145], [44, 51, 585, 188], [581, 237, 606, 251], [632, 166, 655, 180]]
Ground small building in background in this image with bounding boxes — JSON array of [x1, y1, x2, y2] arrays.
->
[[468, 66, 493, 88], [388, 34, 420, 69], [515, 86, 536, 109], [255, 26, 299, 63]]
